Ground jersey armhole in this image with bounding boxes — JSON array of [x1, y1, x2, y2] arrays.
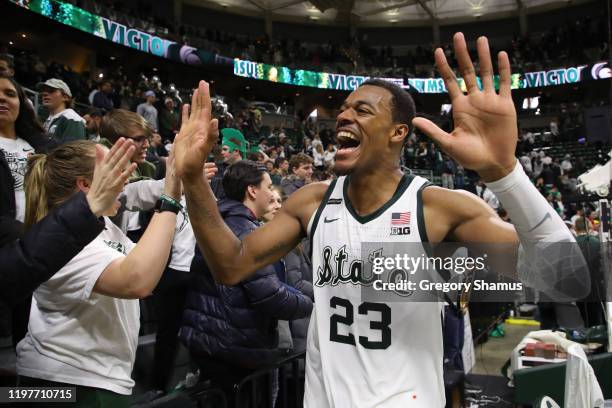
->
[[416, 181, 433, 247], [308, 178, 338, 259]]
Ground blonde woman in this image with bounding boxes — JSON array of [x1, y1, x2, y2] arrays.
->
[[17, 140, 181, 406]]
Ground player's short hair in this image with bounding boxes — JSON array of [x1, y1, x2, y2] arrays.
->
[[100, 109, 153, 144], [223, 160, 267, 202], [289, 153, 313, 173], [359, 79, 416, 136]]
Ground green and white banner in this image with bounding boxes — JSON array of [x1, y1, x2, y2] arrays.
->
[[234, 58, 611, 93], [10, 0, 611, 94]]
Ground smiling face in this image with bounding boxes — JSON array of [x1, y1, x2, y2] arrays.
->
[[261, 189, 282, 222], [334, 85, 407, 176], [0, 78, 20, 129]]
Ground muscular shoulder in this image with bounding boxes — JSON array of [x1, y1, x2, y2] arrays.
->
[[421, 186, 496, 242], [282, 181, 330, 228]]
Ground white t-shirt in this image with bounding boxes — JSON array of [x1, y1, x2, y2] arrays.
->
[[0, 136, 34, 222], [168, 197, 196, 272], [17, 218, 139, 395], [323, 149, 336, 167]]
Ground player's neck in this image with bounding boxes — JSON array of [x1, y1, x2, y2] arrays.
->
[[347, 166, 404, 217]]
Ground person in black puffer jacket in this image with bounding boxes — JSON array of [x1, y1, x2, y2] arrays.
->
[[180, 161, 313, 371]]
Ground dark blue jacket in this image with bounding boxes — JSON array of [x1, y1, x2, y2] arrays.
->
[[179, 199, 313, 368]]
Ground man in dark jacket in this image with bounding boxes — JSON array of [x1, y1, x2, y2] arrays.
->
[[180, 160, 313, 370], [280, 153, 313, 197]]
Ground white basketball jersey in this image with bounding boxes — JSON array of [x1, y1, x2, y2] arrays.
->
[[304, 174, 445, 408]]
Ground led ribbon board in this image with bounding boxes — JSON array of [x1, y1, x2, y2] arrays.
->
[[234, 58, 611, 93], [10, 0, 231, 66], [11, 0, 611, 93]]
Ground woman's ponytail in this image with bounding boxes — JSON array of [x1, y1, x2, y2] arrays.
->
[[24, 154, 48, 228], [23, 140, 96, 229]]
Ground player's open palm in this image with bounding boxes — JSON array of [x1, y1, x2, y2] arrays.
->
[[413, 33, 518, 181], [174, 80, 219, 180]]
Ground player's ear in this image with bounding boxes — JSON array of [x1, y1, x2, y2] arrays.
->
[[390, 124, 409, 144]]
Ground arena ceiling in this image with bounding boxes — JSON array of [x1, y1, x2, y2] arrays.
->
[[187, 0, 596, 26]]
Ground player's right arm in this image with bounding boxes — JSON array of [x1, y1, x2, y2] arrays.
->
[[173, 80, 326, 284], [184, 174, 324, 285]]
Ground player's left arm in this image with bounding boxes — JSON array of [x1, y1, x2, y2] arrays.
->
[[422, 187, 518, 244], [415, 33, 587, 297], [414, 32, 576, 247]]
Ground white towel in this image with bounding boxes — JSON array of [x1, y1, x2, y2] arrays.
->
[[564, 343, 604, 408]]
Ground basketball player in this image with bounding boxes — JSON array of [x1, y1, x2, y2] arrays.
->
[[173, 33, 577, 407]]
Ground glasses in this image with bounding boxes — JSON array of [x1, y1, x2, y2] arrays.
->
[[124, 134, 150, 144]]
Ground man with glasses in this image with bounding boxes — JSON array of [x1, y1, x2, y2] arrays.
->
[[99, 109, 159, 240]]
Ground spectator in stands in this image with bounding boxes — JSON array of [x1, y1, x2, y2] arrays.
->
[[541, 163, 556, 187], [279, 135, 295, 159], [404, 138, 416, 168], [574, 216, 605, 326], [0, 54, 15, 78], [313, 143, 325, 170], [281, 152, 313, 196], [324, 143, 337, 169], [441, 154, 456, 190], [38, 78, 86, 145], [137, 90, 158, 131], [475, 180, 499, 210], [519, 152, 532, 176], [311, 133, 323, 152], [258, 137, 269, 153], [209, 129, 246, 200], [180, 160, 312, 382], [263, 186, 314, 352], [550, 118, 559, 139], [17, 140, 181, 404], [0, 78, 48, 224], [0, 139, 135, 307], [83, 108, 103, 142], [0, 77, 49, 347], [269, 157, 288, 185], [92, 80, 114, 114], [416, 141, 428, 168], [99, 109, 157, 240], [159, 97, 179, 142], [561, 154, 573, 175], [299, 136, 311, 156]]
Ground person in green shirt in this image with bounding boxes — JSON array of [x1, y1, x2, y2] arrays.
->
[[574, 216, 605, 326], [38, 78, 86, 146]]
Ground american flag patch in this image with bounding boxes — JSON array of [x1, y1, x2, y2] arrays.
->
[[391, 212, 411, 225]]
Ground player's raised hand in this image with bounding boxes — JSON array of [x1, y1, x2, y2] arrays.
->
[[412, 33, 518, 181], [174, 80, 219, 181]]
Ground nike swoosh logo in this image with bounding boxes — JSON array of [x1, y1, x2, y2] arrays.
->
[[528, 212, 551, 232], [324, 217, 339, 223]]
